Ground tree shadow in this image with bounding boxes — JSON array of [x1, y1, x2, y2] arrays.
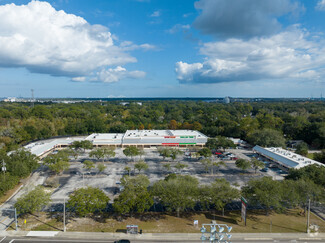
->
[[116, 229, 127, 233], [52, 176, 72, 194], [30, 214, 62, 231], [203, 211, 238, 225]]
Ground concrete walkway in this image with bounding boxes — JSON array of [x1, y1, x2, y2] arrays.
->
[[1, 231, 325, 241], [0, 169, 48, 231]]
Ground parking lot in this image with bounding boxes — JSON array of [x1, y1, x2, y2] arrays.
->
[[48, 147, 286, 201]]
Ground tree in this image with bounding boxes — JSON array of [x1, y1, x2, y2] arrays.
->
[[251, 158, 265, 174], [83, 160, 95, 172], [134, 160, 149, 173], [215, 136, 235, 151], [69, 141, 83, 151], [138, 148, 145, 159], [198, 148, 212, 158], [235, 159, 251, 172], [212, 161, 225, 175], [70, 141, 93, 153], [89, 148, 104, 162], [124, 166, 132, 176], [163, 163, 171, 174], [192, 121, 202, 131], [97, 163, 106, 175], [43, 151, 69, 175], [66, 148, 79, 160], [168, 120, 178, 129], [248, 128, 286, 147], [102, 147, 116, 162], [152, 175, 199, 217], [123, 146, 140, 162], [242, 177, 282, 215], [7, 149, 39, 178], [286, 164, 325, 187], [80, 140, 93, 152], [313, 150, 325, 164], [15, 186, 51, 215], [206, 138, 218, 150], [157, 147, 171, 160], [169, 148, 182, 161], [295, 142, 309, 156], [67, 187, 110, 217], [201, 158, 212, 174], [113, 175, 153, 215], [281, 179, 325, 212], [174, 162, 187, 173], [199, 179, 239, 214]]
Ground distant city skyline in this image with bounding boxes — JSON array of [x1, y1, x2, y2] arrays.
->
[[0, 0, 324, 98]]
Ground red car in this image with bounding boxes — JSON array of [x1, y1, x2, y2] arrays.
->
[[215, 152, 222, 155]]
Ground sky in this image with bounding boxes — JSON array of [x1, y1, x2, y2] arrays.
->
[[0, 0, 325, 98]]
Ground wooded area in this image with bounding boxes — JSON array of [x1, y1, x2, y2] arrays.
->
[[0, 100, 324, 151]]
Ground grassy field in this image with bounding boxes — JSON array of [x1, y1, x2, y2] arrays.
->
[[0, 183, 22, 205], [9, 209, 325, 233], [307, 153, 315, 159]]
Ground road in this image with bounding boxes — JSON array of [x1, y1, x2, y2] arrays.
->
[[1, 236, 325, 243]]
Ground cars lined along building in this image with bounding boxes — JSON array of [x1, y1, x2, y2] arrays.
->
[[25, 130, 208, 157], [253, 145, 324, 169]]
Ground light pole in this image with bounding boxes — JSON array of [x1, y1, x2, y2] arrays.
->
[[307, 198, 311, 234], [63, 198, 66, 232], [200, 223, 232, 243]]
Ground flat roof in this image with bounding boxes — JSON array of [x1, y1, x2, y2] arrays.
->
[[124, 129, 207, 138], [86, 133, 124, 140], [253, 145, 324, 169], [25, 137, 84, 157], [24, 130, 208, 157]]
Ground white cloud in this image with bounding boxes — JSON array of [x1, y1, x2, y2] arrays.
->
[[120, 41, 156, 51], [71, 77, 86, 82], [150, 10, 160, 17], [316, 0, 325, 10], [0, 1, 148, 82], [175, 62, 203, 81], [176, 27, 325, 84], [95, 66, 146, 83], [167, 24, 190, 34]]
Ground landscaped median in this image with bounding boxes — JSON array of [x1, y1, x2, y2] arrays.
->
[[7, 209, 325, 233]]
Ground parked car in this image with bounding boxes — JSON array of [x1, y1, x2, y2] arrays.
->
[[261, 168, 269, 172], [114, 240, 130, 243]]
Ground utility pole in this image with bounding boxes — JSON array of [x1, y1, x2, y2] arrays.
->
[[307, 198, 311, 233]]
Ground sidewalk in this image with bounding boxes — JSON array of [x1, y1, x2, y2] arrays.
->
[[1, 231, 325, 241], [0, 170, 48, 231]]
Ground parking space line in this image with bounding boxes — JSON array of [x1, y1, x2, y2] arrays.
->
[[0, 237, 6, 243], [244, 238, 273, 240], [0, 216, 8, 225], [9, 240, 15, 243]]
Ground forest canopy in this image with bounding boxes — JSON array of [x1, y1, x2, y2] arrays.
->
[[0, 100, 324, 151]]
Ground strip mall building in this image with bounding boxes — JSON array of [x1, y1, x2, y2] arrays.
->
[[25, 130, 208, 158]]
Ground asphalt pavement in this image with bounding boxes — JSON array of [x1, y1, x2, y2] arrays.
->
[[2, 236, 325, 243]]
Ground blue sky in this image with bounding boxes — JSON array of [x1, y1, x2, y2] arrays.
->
[[0, 0, 324, 98]]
